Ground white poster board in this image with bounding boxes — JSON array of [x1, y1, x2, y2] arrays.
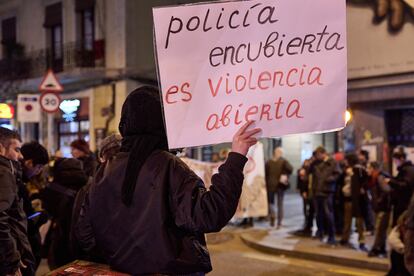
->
[[182, 143, 267, 218], [153, 0, 347, 149]]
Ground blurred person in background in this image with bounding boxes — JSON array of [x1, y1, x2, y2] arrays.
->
[[265, 147, 293, 228], [404, 195, 414, 274], [387, 212, 410, 276], [340, 153, 368, 252], [297, 158, 314, 236], [19, 142, 49, 271], [357, 149, 375, 234], [41, 158, 88, 270], [368, 161, 391, 257], [0, 127, 35, 276], [312, 146, 340, 245], [71, 134, 122, 263], [387, 146, 414, 227], [70, 139, 97, 178]]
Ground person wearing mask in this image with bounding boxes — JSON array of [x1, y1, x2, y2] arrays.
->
[[340, 153, 368, 251], [41, 158, 88, 269], [368, 161, 391, 257], [19, 142, 49, 271], [312, 146, 340, 245], [0, 127, 35, 276], [70, 139, 97, 178], [74, 86, 261, 275], [265, 147, 293, 228], [387, 146, 414, 227]]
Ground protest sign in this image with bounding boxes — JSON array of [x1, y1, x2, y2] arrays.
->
[[181, 142, 267, 219], [153, 0, 347, 149]]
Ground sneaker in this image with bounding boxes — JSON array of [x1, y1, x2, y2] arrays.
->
[[327, 239, 337, 246], [368, 249, 380, 257], [359, 243, 368, 252]]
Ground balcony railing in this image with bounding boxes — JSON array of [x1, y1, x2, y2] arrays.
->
[[0, 39, 105, 81]]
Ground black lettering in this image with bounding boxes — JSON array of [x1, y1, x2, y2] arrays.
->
[[258, 6, 278, 24], [165, 16, 183, 49], [286, 37, 302, 55], [186, 16, 200, 31], [209, 47, 223, 67], [229, 10, 240, 29]]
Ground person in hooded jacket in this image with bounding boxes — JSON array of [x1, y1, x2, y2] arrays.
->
[[41, 158, 88, 270], [74, 86, 261, 275], [386, 147, 414, 227]]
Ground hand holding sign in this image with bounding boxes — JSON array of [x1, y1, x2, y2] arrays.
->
[[232, 121, 261, 156]]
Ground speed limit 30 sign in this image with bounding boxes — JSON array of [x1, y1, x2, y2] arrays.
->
[[40, 92, 61, 113]]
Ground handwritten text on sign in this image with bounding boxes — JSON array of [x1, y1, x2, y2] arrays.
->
[[153, 0, 347, 149]]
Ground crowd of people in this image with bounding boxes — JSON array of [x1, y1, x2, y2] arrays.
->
[[1, 88, 414, 276], [292, 146, 414, 275], [0, 86, 260, 276]]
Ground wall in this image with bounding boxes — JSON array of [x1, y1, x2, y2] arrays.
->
[[347, 4, 414, 79]]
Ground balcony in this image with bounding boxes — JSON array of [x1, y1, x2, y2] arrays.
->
[[0, 39, 105, 81]]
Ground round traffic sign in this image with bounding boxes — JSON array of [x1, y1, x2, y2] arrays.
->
[[40, 92, 61, 113]]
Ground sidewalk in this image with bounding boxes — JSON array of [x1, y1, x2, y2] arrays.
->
[[239, 193, 389, 272]]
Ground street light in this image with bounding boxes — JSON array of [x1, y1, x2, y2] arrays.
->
[[345, 110, 352, 125]]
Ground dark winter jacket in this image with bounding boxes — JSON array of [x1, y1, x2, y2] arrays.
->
[[312, 157, 340, 197], [389, 161, 414, 225], [350, 164, 369, 217], [405, 194, 414, 275], [74, 151, 247, 275], [41, 158, 88, 269], [0, 156, 35, 276], [371, 171, 391, 213], [265, 157, 293, 192], [77, 154, 98, 179]]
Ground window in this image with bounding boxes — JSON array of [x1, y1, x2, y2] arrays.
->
[[1, 17, 16, 58], [76, 0, 95, 67], [44, 3, 63, 72]]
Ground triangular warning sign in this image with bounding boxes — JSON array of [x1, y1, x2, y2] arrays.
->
[[39, 70, 63, 92]]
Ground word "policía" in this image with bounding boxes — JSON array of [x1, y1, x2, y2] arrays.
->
[[164, 2, 278, 49]]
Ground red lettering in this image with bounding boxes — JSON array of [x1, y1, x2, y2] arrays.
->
[[235, 103, 243, 125], [308, 67, 324, 85], [275, 97, 284, 119], [206, 113, 221, 131], [248, 68, 257, 90], [208, 77, 222, 97], [245, 105, 259, 122], [258, 71, 271, 90], [166, 85, 179, 104], [287, 68, 298, 87], [287, 99, 304, 118], [260, 104, 272, 121], [225, 73, 232, 94], [221, 104, 232, 126], [181, 82, 192, 102], [235, 75, 247, 92]]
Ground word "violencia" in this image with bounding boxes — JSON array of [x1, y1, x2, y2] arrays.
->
[[208, 65, 323, 98], [165, 2, 278, 49], [206, 97, 303, 131]]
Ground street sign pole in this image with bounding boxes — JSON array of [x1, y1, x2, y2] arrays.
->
[[47, 113, 54, 154]]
